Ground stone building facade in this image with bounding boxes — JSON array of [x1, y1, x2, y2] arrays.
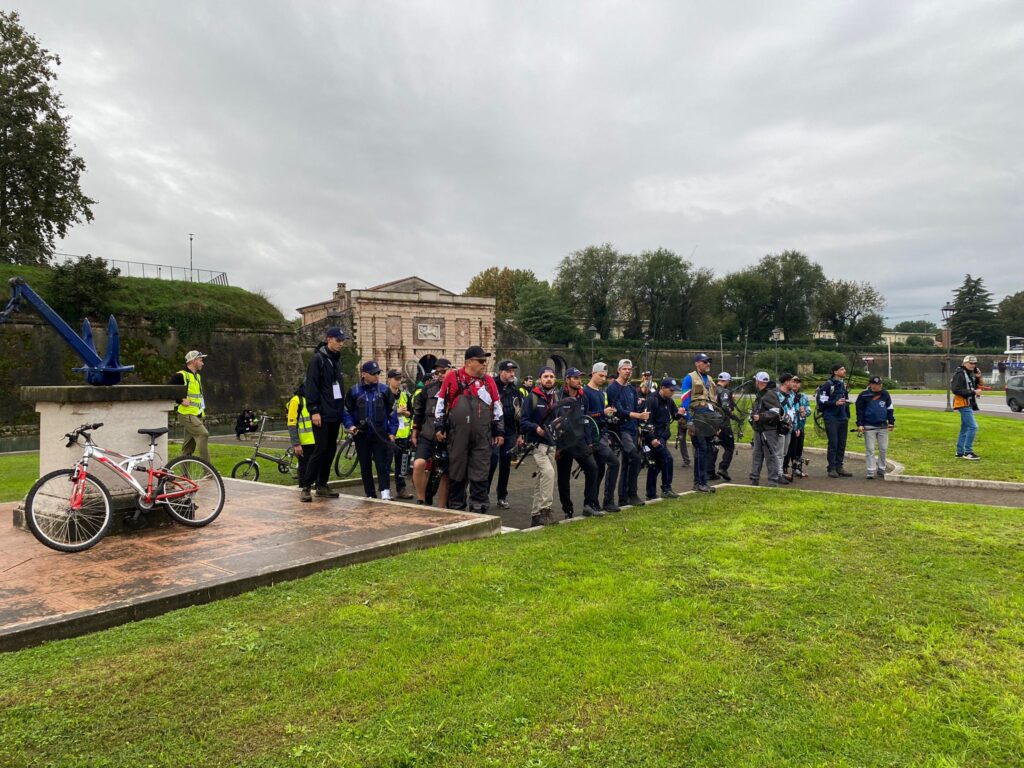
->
[[296, 277, 496, 379]]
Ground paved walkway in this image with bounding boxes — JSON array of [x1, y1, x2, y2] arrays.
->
[[0, 479, 497, 651]]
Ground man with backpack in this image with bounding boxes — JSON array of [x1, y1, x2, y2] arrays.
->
[[679, 353, 717, 493], [555, 368, 603, 518], [749, 371, 785, 487], [521, 366, 560, 525], [710, 372, 736, 482], [344, 361, 398, 499], [584, 362, 622, 512], [411, 360, 451, 505], [816, 363, 852, 478], [434, 345, 505, 513], [855, 376, 896, 479]]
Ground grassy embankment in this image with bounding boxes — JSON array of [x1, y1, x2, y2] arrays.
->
[[2, 487, 1024, 766]]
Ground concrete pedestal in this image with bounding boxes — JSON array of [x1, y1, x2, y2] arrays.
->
[[14, 385, 186, 532]]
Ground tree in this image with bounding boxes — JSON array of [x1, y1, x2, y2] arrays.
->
[[997, 291, 1024, 338], [513, 282, 577, 345], [845, 312, 885, 345], [756, 250, 826, 341], [51, 255, 120, 322], [718, 267, 773, 341], [949, 274, 1001, 347], [814, 279, 885, 343], [1, 11, 95, 264], [464, 267, 539, 319], [893, 320, 938, 334], [553, 243, 622, 339]]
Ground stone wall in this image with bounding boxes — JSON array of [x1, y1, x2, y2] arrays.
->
[[0, 317, 304, 429]]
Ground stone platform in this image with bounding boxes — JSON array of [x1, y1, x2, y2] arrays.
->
[[0, 479, 498, 652]]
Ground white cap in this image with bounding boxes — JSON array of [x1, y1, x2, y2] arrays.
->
[[717, 371, 732, 382], [754, 371, 770, 383], [618, 359, 633, 370], [592, 362, 608, 374], [185, 350, 207, 364]]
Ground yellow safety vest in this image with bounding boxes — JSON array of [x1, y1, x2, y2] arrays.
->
[[287, 395, 315, 446], [176, 370, 205, 417], [396, 390, 412, 439]]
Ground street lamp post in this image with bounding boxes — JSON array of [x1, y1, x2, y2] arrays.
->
[[942, 302, 956, 411], [188, 233, 195, 282], [770, 327, 783, 378]]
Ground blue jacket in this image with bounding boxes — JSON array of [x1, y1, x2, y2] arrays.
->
[[816, 376, 850, 423], [855, 389, 895, 428], [343, 382, 398, 438], [583, 385, 608, 430], [606, 379, 639, 434]]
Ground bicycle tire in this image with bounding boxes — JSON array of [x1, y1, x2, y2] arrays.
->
[[25, 469, 113, 553], [334, 438, 359, 478], [231, 459, 260, 481], [162, 456, 225, 527]]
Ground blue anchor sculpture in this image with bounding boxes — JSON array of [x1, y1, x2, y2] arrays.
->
[[0, 277, 134, 386]]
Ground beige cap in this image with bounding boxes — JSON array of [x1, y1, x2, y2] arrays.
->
[[185, 350, 207, 364]]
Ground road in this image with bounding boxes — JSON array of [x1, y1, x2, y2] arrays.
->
[[891, 394, 1023, 420]]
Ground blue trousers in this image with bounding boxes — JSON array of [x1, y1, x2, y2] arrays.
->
[[956, 407, 978, 454], [690, 434, 712, 485]]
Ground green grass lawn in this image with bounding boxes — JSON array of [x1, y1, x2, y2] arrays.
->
[[804, 408, 1024, 482], [2, 488, 1024, 766]]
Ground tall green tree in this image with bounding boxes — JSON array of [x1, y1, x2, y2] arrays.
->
[[949, 274, 1001, 347], [718, 267, 773, 341], [1, 11, 95, 264], [514, 281, 577, 345], [996, 291, 1024, 338], [464, 266, 539, 319], [893, 320, 938, 334], [553, 243, 622, 339], [756, 250, 826, 341], [814, 279, 885, 344]]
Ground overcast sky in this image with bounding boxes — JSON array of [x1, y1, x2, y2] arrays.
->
[[14, 0, 1024, 324]]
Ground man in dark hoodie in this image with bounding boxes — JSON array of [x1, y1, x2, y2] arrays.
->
[[816, 363, 852, 478], [555, 368, 602, 519], [855, 376, 895, 479], [302, 326, 348, 500], [749, 371, 785, 487]]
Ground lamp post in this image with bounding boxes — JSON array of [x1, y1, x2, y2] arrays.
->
[[587, 325, 597, 366], [770, 327, 784, 378], [942, 302, 956, 411], [188, 233, 195, 282]]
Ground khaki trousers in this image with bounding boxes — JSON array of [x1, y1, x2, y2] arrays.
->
[[531, 444, 557, 514], [179, 413, 210, 462]]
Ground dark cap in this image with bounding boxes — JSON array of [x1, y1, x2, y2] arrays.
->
[[497, 359, 518, 371], [831, 363, 846, 374], [435, 358, 452, 369], [538, 365, 555, 377], [464, 345, 491, 361], [386, 369, 401, 380], [361, 360, 381, 374], [694, 353, 711, 363], [565, 367, 583, 378], [325, 326, 346, 340], [660, 377, 678, 389], [869, 375, 882, 385]]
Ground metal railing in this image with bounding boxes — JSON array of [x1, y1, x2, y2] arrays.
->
[[53, 253, 229, 285]]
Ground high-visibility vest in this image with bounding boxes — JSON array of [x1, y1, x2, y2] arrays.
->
[[396, 390, 413, 439], [287, 395, 315, 445], [176, 370, 205, 417]]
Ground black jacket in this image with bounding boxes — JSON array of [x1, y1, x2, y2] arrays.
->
[[304, 342, 346, 423], [520, 386, 558, 446], [751, 383, 782, 432], [412, 379, 443, 440], [644, 392, 676, 441], [497, 378, 520, 436], [950, 366, 980, 410]]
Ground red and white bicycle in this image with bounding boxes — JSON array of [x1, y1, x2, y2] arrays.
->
[[24, 422, 225, 552]]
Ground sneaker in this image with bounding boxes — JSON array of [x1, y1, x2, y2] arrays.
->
[[381, 490, 392, 501], [837, 468, 853, 477], [775, 477, 791, 485], [315, 485, 340, 498], [694, 484, 714, 493], [716, 470, 732, 482], [646, 495, 659, 502], [955, 453, 964, 459], [627, 495, 646, 506], [749, 479, 760, 486], [397, 489, 414, 499], [530, 513, 543, 527], [618, 498, 629, 508], [963, 452, 980, 461], [299, 486, 312, 503], [878, 470, 885, 479], [602, 501, 621, 513], [661, 489, 680, 499], [582, 505, 605, 517], [537, 508, 556, 525], [865, 475, 874, 480], [563, 509, 575, 520], [497, 498, 510, 509], [827, 469, 839, 478]]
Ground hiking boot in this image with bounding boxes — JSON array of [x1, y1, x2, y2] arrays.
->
[[716, 470, 732, 482], [497, 498, 510, 509], [538, 508, 557, 525], [315, 485, 340, 498], [602, 500, 621, 513], [827, 469, 840, 478], [299, 486, 313, 503], [627, 495, 646, 506], [582, 505, 605, 517], [661, 489, 680, 499], [530, 513, 543, 527], [837, 468, 853, 477]]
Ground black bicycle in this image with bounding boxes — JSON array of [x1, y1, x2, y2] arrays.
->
[[231, 415, 297, 482], [333, 433, 359, 478]]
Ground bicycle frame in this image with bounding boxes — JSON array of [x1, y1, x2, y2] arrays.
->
[[72, 438, 197, 507], [248, 416, 295, 469]]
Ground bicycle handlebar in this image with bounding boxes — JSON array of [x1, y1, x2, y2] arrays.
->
[[64, 422, 104, 446]]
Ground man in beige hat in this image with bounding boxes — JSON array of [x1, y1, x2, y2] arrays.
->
[[168, 350, 210, 462]]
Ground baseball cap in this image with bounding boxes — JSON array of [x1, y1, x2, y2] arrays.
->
[[754, 371, 770, 383], [537, 365, 555, 377], [717, 371, 732, 382], [869, 375, 882, 385], [592, 362, 608, 374], [660, 377, 677, 389], [497, 359, 518, 371], [618, 359, 633, 370], [386, 369, 401, 380], [435, 358, 452, 369], [642, 370, 652, 377], [694, 353, 711, 363], [464, 345, 491, 360], [962, 355, 978, 364], [184, 350, 207, 364], [565, 367, 584, 378], [361, 360, 381, 374], [325, 326, 346, 340]]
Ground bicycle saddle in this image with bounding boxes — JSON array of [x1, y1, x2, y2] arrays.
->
[[137, 427, 169, 437]]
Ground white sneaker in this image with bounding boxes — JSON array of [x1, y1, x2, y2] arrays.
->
[[381, 490, 391, 500]]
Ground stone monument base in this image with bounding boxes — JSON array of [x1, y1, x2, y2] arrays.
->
[[14, 385, 185, 535]]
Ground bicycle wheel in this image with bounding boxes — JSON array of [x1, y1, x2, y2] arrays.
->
[[162, 457, 225, 527], [25, 469, 113, 552], [231, 459, 260, 481], [334, 438, 359, 478]]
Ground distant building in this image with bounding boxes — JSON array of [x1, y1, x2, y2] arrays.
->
[[881, 331, 941, 347], [296, 277, 496, 379]]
